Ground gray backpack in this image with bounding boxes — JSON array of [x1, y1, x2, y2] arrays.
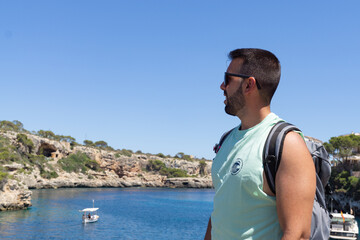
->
[[263, 121, 331, 240], [214, 121, 331, 239]]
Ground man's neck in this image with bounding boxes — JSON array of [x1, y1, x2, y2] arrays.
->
[[238, 106, 271, 130]]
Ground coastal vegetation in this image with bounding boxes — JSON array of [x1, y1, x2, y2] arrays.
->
[[0, 120, 24, 132], [0, 120, 209, 185], [2, 120, 204, 161], [16, 133, 35, 153], [324, 134, 360, 201], [174, 152, 193, 161], [0, 132, 59, 180], [0, 120, 139, 156], [146, 159, 189, 178], [0, 119, 212, 212], [37, 130, 76, 145], [199, 160, 207, 176], [329, 164, 360, 199], [117, 149, 132, 157], [58, 152, 101, 173], [0, 171, 9, 182], [324, 134, 360, 166]]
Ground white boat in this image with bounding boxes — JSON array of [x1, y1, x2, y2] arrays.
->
[[80, 200, 99, 223], [329, 212, 359, 240]]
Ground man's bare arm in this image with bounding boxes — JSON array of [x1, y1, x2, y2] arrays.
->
[[204, 217, 211, 240], [276, 132, 316, 240]]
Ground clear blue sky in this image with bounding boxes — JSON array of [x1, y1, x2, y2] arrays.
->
[[1, 1, 359, 159]]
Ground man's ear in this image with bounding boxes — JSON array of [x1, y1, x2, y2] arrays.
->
[[244, 77, 256, 93]]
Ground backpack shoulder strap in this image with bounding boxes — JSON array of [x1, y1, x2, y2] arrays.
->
[[263, 121, 301, 194], [213, 127, 236, 154]]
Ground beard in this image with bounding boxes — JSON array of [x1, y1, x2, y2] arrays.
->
[[224, 84, 245, 116]]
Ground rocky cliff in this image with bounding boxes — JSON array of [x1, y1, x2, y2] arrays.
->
[[0, 131, 213, 211], [0, 179, 32, 211]]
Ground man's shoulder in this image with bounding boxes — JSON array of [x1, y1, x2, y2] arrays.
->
[[282, 131, 312, 166]]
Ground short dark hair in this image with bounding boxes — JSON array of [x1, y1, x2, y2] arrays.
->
[[228, 48, 281, 104]]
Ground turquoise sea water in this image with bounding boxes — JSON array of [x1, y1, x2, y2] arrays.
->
[[0, 188, 214, 240]]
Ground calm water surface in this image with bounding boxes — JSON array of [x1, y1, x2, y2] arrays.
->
[[0, 188, 214, 240]]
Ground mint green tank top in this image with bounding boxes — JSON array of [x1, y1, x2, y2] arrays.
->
[[211, 113, 283, 240]]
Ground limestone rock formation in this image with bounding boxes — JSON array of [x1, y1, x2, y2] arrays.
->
[[0, 130, 214, 211], [0, 179, 32, 211]]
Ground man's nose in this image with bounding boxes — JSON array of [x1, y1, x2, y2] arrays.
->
[[220, 81, 225, 90]]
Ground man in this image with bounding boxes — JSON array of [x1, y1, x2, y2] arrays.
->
[[204, 48, 316, 240]]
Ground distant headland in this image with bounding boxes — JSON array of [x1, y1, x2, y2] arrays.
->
[[0, 120, 212, 211]]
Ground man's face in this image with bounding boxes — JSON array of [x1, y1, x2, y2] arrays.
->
[[221, 58, 246, 116]]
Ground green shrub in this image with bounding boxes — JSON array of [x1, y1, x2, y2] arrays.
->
[[157, 153, 165, 158], [0, 137, 8, 148], [119, 149, 132, 157], [27, 154, 53, 176], [58, 152, 100, 173], [174, 152, 193, 161], [147, 160, 166, 171], [159, 168, 188, 178], [94, 140, 108, 148], [83, 140, 94, 147], [0, 121, 19, 131], [85, 159, 101, 171], [105, 146, 114, 151], [349, 176, 359, 189], [40, 170, 58, 179], [0, 171, 8, 182], [0, 147, 21, 163], [37, 130, 56, 139], [335, 188, 347, 193], [0, 148, 10, 160], [28, 154, 46, 166], [17, 168, 32, 175], [58, 135, 76, 144], [16, 133, 34, 153], [183, 155, 193, 161], [146, 159, 189, 178], [199, 160, 207, 176]]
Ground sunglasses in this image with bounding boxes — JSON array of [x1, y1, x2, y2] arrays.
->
[[224, 72, 261, 89]]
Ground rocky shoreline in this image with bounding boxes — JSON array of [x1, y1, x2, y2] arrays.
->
[[0, 130, 213, 211], [0, 179, 32, 211]]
